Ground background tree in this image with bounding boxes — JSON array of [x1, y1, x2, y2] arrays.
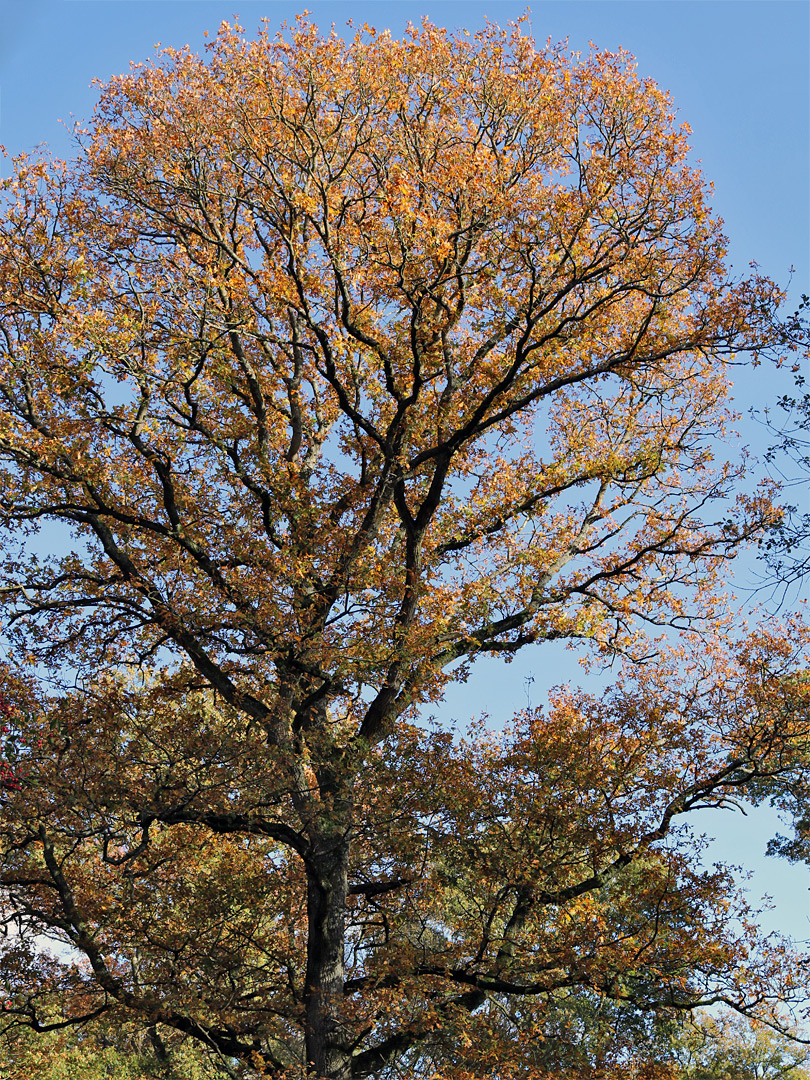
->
[[0, 1014, 223, 1080], [0, 17, 806, 1079], [671, 1011, 810, 1080]]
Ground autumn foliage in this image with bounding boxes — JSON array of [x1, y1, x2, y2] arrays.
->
[[0, 17, 806, 1079]]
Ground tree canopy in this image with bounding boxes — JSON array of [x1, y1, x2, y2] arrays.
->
[[0, 17, 807, 1079]]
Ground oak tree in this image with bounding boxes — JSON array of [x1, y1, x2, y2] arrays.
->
[[0, 18, 807, 1079]]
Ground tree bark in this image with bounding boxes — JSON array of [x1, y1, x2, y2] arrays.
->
[[304, 828, 351, 1078]]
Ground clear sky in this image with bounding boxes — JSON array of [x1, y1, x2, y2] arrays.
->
[[1, 0, 809, 948]]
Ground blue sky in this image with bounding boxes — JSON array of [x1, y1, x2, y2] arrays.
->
[[1, 0, 809, 946]]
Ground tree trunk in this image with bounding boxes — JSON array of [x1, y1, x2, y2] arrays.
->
[[304, 828, 351, 1079]]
